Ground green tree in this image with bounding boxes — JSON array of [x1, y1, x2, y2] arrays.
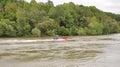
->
[[69, 26, 78, 35], [5, 2, 17, 20], [87, 17, 103, 35], [0, 19, 16, 36], [101, 16, 119, 34], [45, 0, 54, 13], [0, 4, 4, 19], [77, 27, 86, 36], [109, 19, 119, 33], [57, 27, 70, 36], [0, 0, 17, 6], [37, 17, 59, 35], [16, 8, 31, 36], [46, 30, 56, 36], [32, 28, 41, 37]]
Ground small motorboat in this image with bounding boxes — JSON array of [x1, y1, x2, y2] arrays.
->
[[53, 36, 68, 41]]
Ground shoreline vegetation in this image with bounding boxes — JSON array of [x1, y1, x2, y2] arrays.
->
[[0, 0, 120, 37]]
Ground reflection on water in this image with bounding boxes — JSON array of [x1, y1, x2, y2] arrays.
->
[[0, 34, 120, 67]]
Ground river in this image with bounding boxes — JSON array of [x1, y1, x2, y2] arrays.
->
[[0, 34, 120, 67]]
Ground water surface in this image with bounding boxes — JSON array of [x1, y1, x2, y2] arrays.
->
[[0, 34, 120, 67]]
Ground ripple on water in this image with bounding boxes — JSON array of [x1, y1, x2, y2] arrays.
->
[[0, 36, 112, 67]]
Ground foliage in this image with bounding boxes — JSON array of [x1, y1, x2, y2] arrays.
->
[[69, 26, 78, 35], [5, 2, 17, 21], [77, 27, 86, 36], [0, 19, 16, 37], [0, 0, 120, 37], [46, 30, 56, 36], [37, 17, 59, 35], [57, 27, 70, 36], [87, 17, 103, 35], [32, 28, 41, 37]]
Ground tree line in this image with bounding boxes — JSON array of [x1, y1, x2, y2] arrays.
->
[[0, 0, 120, 37]]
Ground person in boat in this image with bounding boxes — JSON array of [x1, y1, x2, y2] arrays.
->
[[53, 35, 68, 40], [53, 35, 59, 40]]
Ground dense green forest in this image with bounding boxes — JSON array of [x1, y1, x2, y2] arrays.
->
[[0, 0, 120, 37]]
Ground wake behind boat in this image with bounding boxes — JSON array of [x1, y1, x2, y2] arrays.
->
[[0, 36, 69, 44]]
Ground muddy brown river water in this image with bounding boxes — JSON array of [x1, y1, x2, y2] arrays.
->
[[0, 34, 120, 67]]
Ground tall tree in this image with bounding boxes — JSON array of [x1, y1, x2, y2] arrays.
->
[[5, 2, 17, 20], [0, 19, 16, 36], [87, 17, 103, 35]]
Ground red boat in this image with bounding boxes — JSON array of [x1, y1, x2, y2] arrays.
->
[[61, 36, 68, 40], [53, 36, 68, 41]]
